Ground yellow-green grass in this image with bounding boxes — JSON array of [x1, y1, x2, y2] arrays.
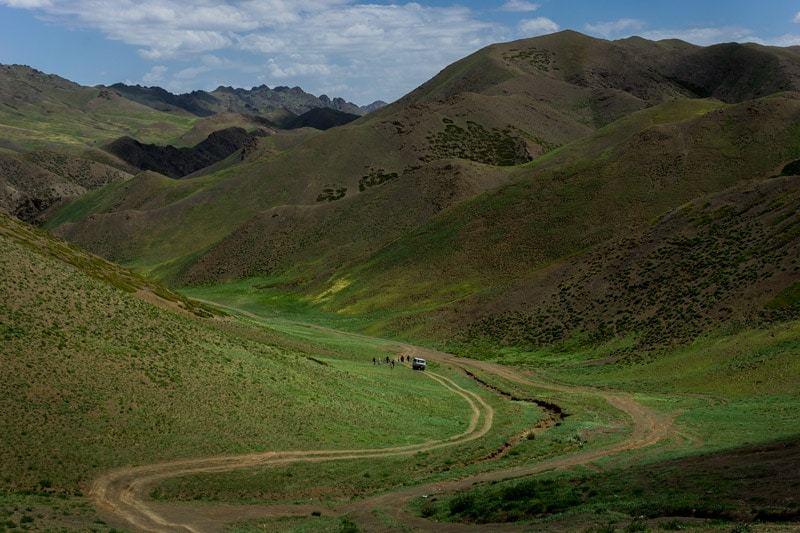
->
[[0, 94, 198, 151], [416, 438, 800, 529], [227, 515, 357, 533], [179, 276, 400, 336], [145, 311, 631, 507], [406, 319, 800, 528], [43, 171, 215, 230], [0, 218, 476, 496], [528, 320, 800, 398], [0, 492, 117, 532]]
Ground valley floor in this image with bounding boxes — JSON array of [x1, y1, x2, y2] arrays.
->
[[2, 215, 797, 532], [85, 302, 800, 533]]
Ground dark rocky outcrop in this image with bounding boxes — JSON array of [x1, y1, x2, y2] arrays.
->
[[104, 127, 267, 179]]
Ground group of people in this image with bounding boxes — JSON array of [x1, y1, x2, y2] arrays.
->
[[372, 355, 410, 369]]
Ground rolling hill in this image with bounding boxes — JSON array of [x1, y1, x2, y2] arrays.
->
[[5, 28, 800, 533], [450, 173, 800, 359], [0, 63, 379, 222], [0, 150, 132, 221], [0, 211, 473, 498], [0, 64, 198, 150], [45, 32, 800, 352]]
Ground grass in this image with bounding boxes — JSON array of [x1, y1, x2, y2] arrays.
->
[[179, 275, 418, 337], [419, 437, 800, 526], [0, 100, 197, 150], [404, 314, 800, 528], [0, 215, 476, 496], [8, 212, 800, 530], [0, 492, 119, 532], [144, 309, 632, 508], [0, 73, 198, 151], [457, 176, 800, 358], [145, 358, 550, 507], [227, 515, 361, 533], [173, 261, 800, 524]]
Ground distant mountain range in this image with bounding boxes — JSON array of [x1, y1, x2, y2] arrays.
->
[[0, 63, 377, 219], [103, 82, 386, 118]]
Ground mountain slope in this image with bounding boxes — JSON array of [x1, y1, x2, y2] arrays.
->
[[182, 95, 800, 336], [0, 64, 198, 150], [332, 95, 800, 307], [0, 150, 131, 221], [451, 174, 800, 358], [45, 32, 800, 343], [0, 213, 467, 497]]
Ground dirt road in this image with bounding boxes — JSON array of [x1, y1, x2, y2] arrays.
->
[[89, 341, 674, 532], [344, 345, 674, 532]]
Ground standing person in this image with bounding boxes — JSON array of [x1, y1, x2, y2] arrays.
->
[[391, 360, 395, 369], [372, 357, 376, 365]]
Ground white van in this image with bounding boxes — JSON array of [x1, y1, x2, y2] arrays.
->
[[412, 357, 427, 370]]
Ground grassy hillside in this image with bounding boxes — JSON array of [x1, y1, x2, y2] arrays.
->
[[412, 307, 800, 530], [0, 65, 197, 150], [0, 214, 475, 497], [39, 33, 800, 369], [45, 33, 800, 303], [0, 149, 131, 221], [219, 95, 799, 323], [451, 175, 800, 359]]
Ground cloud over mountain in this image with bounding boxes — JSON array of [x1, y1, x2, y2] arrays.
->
[[0, 0, 507, 102]]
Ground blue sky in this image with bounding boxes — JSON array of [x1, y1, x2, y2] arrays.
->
[[1, 1, 800, 104]]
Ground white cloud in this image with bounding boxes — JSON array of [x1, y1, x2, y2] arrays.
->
[[238, 34, 286, 54], [268, 60, 331, 79], [794, 11, 800, 23], [142, 64, 168, 85], [2, 0, 50, 6], [640, 26, 756, 46], [585, 18, 645, 38], [762, 33, 800, 47], [501, 0, 539, 12], [0, 0, 507, 102], [174, 65, 210, 80], [519, 17, 560, 36]]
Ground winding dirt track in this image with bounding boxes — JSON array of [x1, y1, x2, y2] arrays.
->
[[89, 339, 674, 532]]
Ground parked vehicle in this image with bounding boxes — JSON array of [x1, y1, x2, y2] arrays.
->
[[412, 357, 427, 371]]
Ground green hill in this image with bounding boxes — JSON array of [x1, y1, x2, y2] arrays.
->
[[42, 32, 800, 354], [450, 174, 800, 359], [0, 212, 473, 495], [5, 29, 800, 533], [45, 33, 800, 288], [0, 65, 197, 150], [0, 150, 131, 221]]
